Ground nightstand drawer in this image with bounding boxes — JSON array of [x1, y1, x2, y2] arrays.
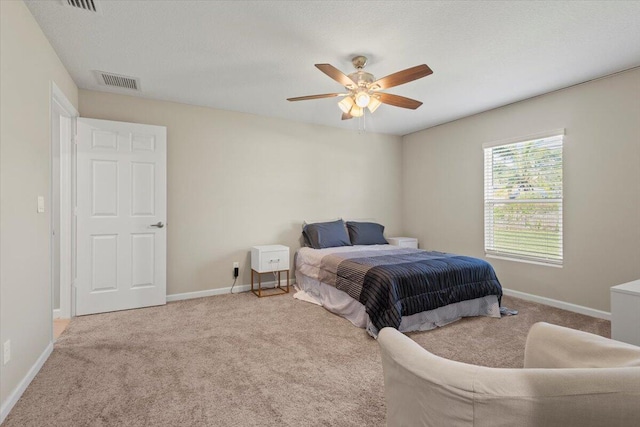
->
[[387, 237, 418, 249], [251, 245, 290, 273]]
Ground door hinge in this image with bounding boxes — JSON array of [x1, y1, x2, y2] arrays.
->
[[73, 207, 78, 216], [73, 135, 78, 145]]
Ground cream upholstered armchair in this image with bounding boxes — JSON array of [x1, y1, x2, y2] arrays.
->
[[378, 322, 640, 427]]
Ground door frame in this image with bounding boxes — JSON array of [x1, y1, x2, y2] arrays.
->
[[50, 82, 78, 331]]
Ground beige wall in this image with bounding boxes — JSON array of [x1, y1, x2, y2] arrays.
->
[[79, 90, 403, 296], [402, 68, 640, 312], [0, 0, 78, 408]]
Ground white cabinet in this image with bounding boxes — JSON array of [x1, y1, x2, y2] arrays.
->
[[611, 279, 640, 346], [387, 237, 418, 249]]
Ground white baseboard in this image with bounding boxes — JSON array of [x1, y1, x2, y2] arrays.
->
[[502, 288, 611, 320], [52, 309, 61, 319], [166, 279, 295, 302], [0, 342, 53, 424]]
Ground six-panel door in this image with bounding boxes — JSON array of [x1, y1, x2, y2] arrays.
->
[[76, 118, 167, 315]]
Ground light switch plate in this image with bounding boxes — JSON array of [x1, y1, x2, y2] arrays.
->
[[37, 196, 45, 213], [3, 340, 10, 365]]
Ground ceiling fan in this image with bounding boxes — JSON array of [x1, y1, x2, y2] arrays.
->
[[287, 55, 433, 120]]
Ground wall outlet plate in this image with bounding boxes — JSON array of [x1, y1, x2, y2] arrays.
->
[[233, 262, 239, 268]]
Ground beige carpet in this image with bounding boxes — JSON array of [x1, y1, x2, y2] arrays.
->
[[3, 293, 609, 427]]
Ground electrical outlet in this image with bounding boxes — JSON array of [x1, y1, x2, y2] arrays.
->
[[232, 262, 240, 278], [233, 261, 239, 278], [3, 340, 10, 365]]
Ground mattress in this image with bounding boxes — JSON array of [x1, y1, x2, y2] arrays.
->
[[294, 245, 502, 337]]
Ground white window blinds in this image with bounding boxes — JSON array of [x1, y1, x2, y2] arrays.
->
[[483, 131, 564, 265]]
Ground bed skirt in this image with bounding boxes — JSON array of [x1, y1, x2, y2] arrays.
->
[[294, 271, 500, 338]]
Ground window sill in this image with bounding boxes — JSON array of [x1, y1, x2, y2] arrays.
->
[[486, 254, 563, 268]]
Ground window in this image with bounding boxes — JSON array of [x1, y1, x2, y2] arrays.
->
[[483, 130, 564, 266]]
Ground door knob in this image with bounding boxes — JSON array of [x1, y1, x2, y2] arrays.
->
[[150, 222, 164, 228]]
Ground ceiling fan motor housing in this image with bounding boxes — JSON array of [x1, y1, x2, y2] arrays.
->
[[348, 71, 375, 88]]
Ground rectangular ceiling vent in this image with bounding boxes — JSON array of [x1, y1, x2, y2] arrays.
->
[[93, 71, 140, 91], [64, 0, 101, 14]]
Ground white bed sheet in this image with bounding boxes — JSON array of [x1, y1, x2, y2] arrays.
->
[[296, 244, 400, 281], [294, 245, 501, 337]]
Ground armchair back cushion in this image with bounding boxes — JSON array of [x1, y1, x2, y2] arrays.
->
[[524, 321, 640, 368]]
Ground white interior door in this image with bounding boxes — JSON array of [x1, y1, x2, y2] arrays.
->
[[76, 118, 167, 316]]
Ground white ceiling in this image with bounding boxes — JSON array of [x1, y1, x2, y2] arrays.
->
[[26, 1, 640, 136]]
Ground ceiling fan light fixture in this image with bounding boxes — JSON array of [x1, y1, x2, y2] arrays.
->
[[355, 91, 370, 108], [350, 105, 364, 117], [367, 96, 382, 113], [338, 96, 355, 113]]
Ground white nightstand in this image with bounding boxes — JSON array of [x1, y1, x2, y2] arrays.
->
[[387, 237, 418, 249], [611, 279, 640, 346], [250, 245, 290, 297]]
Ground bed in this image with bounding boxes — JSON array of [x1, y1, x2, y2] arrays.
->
[[294, 220, 503, 337]]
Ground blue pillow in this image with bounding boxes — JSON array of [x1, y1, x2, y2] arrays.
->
[[346, 221, 387, 245], [302, 220, 352, 249]]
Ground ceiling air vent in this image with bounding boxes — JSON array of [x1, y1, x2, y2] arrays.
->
[[64, 0, 101, 14], [93, 71, 140, 91]]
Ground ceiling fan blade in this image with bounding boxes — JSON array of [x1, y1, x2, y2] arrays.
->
[[372, 64, 433, 90], [377, 93, 423, 109], [287, 93, 343, 102], [341, 112, 353, 120], [315, 64, 356, 87]]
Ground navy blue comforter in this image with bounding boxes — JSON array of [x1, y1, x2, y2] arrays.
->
[[335, 251, 502, 333]]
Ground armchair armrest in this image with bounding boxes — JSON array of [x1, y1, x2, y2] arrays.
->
[[524, 322, 640, 369], [378, 327, 478, 426]]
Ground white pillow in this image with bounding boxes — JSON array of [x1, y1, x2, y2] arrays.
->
[[302, 217, 343, 228]]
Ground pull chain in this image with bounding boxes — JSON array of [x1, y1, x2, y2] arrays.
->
[[358, 110, 367, 134]]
